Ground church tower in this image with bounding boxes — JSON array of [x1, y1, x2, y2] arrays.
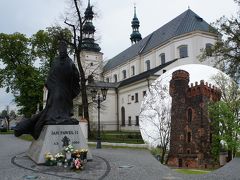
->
[[130, 5, 142, 44], [168, 70, 221, 168], [81, 0, 103, 81]]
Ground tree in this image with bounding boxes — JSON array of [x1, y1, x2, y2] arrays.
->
[[63, 0, 98, 134], [139, 79, 171, 164], [201, 0, 240, 82], [31, 26, 72, 79], [208, 73, 240, 161], [0, 33, 44, 117]]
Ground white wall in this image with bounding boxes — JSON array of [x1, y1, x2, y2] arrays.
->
[[90, 89, 118, 131]]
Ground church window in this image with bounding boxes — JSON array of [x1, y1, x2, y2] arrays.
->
[[187, 132, 192, 142], [106, 77, 110, 82], [143, 91, 146, 97], [145, 60, 150, 70], [122, 70, 127, 79], [206, 43, 213, 56], [128, 116, 132, 126], [178, 45, 188, 58], [113, 74, 117, 82], [188, 108, 192, 123], [135, 116, 139, 126], [160, 53, 165, 65], [131, 66, 135, 76], [135, 93, 139, 103], [131, 95, 134, 101]]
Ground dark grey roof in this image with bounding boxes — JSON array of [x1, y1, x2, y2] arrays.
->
[[103, 9, 215, 72], [118, 59, 177, 88]]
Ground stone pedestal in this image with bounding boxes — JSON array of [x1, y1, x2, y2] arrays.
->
[[27, 125, 92, 164]]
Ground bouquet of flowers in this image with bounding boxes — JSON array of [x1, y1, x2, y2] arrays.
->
[[44, 152, 56, 166], [64, 144, 74, 153], [64, 145, 75, 160], [80, 149, 88, 162], [55, 152, 65, 166], [73, 158, 83, 170], [44, 145, 88, 169], [72, 149, 81, 159]]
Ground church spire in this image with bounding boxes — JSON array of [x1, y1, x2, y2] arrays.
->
[[130, 4, 142, 44], [82, 0, 101, 52]]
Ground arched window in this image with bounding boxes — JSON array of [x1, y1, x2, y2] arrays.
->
[[187, 132, 191, 142], [188, 108, 192, 123], [145, 60, 150, 70], [121, 107, 125, 126], [106, 77, 110, 82], [113, 74, 117, 82], [206, 43, 213, 56], [178, 45, 188, 58], [122, 70, 127, 79], [160, 53, 165, 65]]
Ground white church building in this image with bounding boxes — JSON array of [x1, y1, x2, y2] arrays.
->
[[44, 2, 218, 132]]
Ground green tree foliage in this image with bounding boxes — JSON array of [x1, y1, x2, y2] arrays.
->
[[0, 33, 44, 117], [0, 26, 72, 117], [201, 0, 240, 82], [208, 73, 240, 161]]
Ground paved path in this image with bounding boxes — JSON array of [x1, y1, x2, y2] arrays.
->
[[0, 135, 240, 180]]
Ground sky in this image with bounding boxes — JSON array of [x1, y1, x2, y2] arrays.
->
[[0, 0, 238, 111]]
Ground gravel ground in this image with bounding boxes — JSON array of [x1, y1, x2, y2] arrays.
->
[[0, 134, 240, 180]]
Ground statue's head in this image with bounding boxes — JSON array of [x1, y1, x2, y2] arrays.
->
[[59, 40, 68, 58]]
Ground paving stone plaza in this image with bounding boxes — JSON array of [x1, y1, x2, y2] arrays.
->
[[1, 135, 240, 180]]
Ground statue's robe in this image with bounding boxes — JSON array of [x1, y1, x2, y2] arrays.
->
[[15, 55, 80, 139]]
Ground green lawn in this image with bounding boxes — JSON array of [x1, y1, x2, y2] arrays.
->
[[19, 134, 33, 141], [89, 131, 144, 144], [175, 169, 211, 174], [0, 130, 14, 134], [14, 131, 144, 144]]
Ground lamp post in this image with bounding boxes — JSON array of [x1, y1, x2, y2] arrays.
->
[[91, 87, 108, 149]]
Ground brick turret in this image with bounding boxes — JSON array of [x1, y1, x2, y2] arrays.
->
[[167, 70, 221, 168]]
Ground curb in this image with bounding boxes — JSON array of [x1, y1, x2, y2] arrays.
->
[[88, 141, 148, 148]]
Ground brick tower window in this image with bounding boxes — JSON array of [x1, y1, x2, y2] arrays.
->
[[187, 132, 191, 142], [188, 108, 192, 123]]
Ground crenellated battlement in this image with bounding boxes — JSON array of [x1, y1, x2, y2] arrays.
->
[[187, 80, 221, 101]]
